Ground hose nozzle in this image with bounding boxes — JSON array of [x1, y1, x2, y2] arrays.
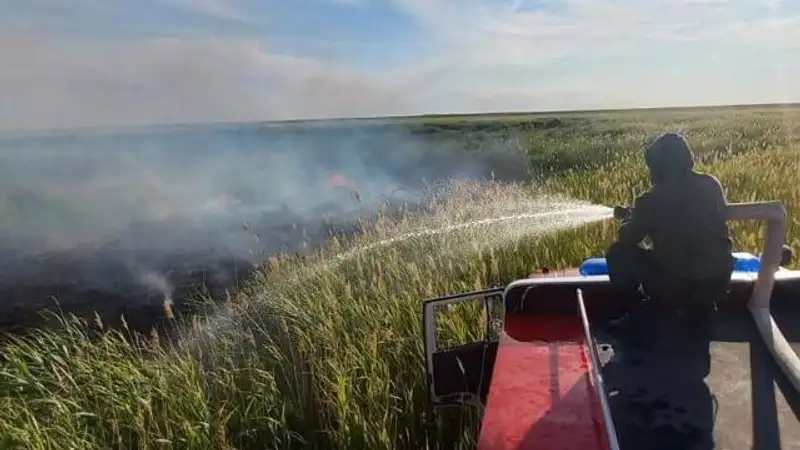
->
[[613, 205, 631, 221], [781, 245, 794, 267]]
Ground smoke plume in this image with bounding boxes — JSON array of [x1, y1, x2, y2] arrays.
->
[[0, 120, 529, 332]]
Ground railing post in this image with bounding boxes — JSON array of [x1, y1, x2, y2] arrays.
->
[[725, 202, 800, 393], [577, 288, 620, 450]]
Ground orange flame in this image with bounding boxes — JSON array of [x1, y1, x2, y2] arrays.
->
[[326, 172, 358, 190], [325, 172, 361, 205]]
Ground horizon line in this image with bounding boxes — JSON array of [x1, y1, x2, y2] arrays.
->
[[2, 101, 799, 139]]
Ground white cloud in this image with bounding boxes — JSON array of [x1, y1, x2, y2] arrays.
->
[[158, 0, 253, 23], [1, 0, 799, 131], [396, 0, 783, 66], [0, 34, 420, 131], [384, 0, 800, 101]]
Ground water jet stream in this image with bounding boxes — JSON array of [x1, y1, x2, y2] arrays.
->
[[333, 202, 613, 264]]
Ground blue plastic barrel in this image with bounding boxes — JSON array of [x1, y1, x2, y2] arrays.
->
[[579, 257, 609, 276], [577, 252, 761, 277], [732, 252, 760, 272]]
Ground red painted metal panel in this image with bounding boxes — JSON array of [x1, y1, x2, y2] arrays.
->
[[478, 314, 610, 450]]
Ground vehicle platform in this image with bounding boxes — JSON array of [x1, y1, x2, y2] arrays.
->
[[595, 306, 800, 449]]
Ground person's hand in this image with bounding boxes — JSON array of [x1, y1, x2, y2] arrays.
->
[[613, 205, 631, 221], [781, 245, 794, 266]]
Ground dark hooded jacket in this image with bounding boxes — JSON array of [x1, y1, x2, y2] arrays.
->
[[618, 133, 734, 280]]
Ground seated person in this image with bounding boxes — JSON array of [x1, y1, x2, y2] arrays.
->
[[606, 133, 734, 322]]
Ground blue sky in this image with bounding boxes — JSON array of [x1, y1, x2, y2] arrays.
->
[[1, 0, 799, 130]]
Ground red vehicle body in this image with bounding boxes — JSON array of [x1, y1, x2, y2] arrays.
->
[[422, 201, 800, 449]]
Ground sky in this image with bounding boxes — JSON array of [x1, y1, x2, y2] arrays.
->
[[1, 0, 800, 131]]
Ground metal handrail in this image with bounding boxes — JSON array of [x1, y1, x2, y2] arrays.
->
[[577, 288, 620, 450], [725, 202, 800, 394]]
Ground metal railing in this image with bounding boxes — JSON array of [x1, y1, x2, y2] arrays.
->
[[726, 202, 800, 394], [577, 288, 620, 450]]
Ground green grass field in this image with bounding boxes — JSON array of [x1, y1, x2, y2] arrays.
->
[[2, 105, 800, 449]]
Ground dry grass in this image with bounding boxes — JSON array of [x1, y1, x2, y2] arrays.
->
[[2, 106, 800, 449]]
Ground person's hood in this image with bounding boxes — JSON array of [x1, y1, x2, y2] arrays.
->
[[645, 132, 695, 184]]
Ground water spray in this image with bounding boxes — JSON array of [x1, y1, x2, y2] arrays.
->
[[325, 193, 614, 270]]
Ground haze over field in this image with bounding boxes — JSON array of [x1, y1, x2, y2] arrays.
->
[[2, 0, 800, 131], [0, 125, 513, 248], [0, 116, 536, 333]]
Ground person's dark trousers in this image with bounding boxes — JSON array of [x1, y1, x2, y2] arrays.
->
[[605, 241, 659, 309], [604, 241, 730, 333]]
